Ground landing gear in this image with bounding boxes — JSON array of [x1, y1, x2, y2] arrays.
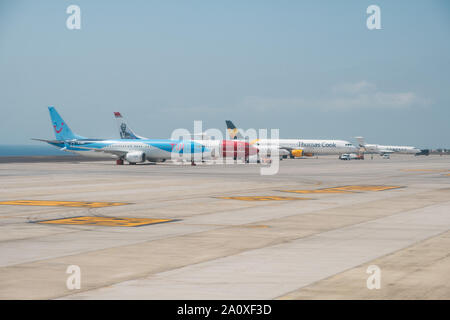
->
[[116, 159, 124, 165]]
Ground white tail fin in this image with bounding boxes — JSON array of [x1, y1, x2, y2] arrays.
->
[[114, 112, 147, 139], [354, 136, 366, 148]]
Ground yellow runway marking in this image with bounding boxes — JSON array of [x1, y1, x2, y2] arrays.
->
[[219, 186, 401, 201], [280, 189, 349, 194], [0, 200, 130, 208], [281, 185, 403, 194], [329, 185, 403, 192], [37, 216, 173, 227], [217, 196, 312, 201]]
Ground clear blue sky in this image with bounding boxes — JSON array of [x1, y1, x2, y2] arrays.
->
[[1, 0, 449, 148]]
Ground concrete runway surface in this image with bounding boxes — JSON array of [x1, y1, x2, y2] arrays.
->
[[0, 155, 449, 299]]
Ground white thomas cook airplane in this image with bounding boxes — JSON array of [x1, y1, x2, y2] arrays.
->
[[355, 137, 428, 156], [226, 120, 358, 158]]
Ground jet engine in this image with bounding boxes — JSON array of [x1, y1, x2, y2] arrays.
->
[[125, 151, 146, 163], [291, 149, 303, 158]]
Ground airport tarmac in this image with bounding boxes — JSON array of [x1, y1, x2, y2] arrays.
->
[[0, 155, 449, 299]]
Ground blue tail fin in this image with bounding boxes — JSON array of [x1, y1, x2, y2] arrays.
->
[[48, 106, 85, 140]]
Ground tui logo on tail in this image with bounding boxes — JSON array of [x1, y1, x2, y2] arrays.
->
[[54, 122, 64, 133]]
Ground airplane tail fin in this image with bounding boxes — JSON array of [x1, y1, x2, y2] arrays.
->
[[225, 120, 244, 140], [415, 149, 430, 156], [48, 106, 85, 140], [114, 112, 146, 139], [354, 136, 366, 148]]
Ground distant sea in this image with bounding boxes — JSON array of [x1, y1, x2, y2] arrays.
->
[[0, 145, 71, 157]]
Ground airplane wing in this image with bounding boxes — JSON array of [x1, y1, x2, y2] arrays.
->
[[251, 140, 292, 154], [32, 138, 69, 150], [278, 146, 295, 153], [378, 149, 394, 154], [33, 138, 125, 157], [32, 138, 64, 144]]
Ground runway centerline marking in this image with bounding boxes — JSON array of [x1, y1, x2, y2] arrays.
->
[[0, 200, 130, 208], [216, 196, 312, 201], [36, 216, 174, 227]]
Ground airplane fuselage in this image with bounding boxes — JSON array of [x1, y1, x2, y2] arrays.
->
[[364, 144, 421, 155], [47, 139, 209, 162], [193, 139, 258, 159], [254, 139, 357, 156]]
